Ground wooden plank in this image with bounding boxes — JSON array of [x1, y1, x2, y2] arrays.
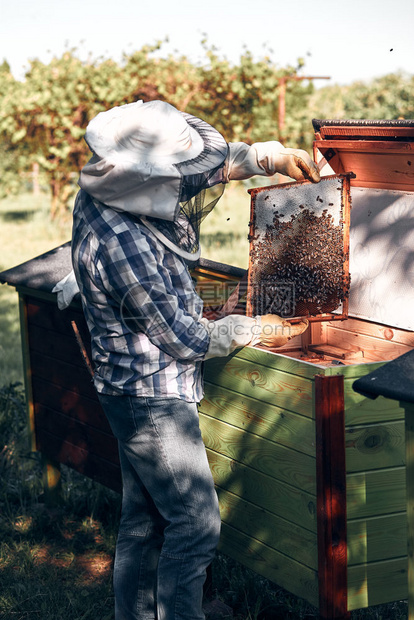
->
[[218, 522, 319, 609], [344, 395, 405, 427], [345, 421, 405, 473], [347, 467, 406, 520], [203, 356, 314, 418], [36, 428, 122, 492], [26, 296, 86, 334], [325, 316, 414, 348], [216, 487, 318, 570], [30, 350, 97, 400], [34, 404, 119, 464], [324, 361, 386, 380], [313, 139, 414, 152], [199, 413, 316, 494], [343, 378, 405, 426], [26, 296, 93, 366], [315, 374, 348, 619], [347, 513, 407, 566], [28, 322, 90, 368], [200, 383, 316, 457], [319, 127, 414, 139], [326, 325, 412, 363], [347, 557, 408, 611], [32, 377, 106, 430], [309, 343, 364, 360], [13, 286, 61, 304], [344, 152, 414, 191], [316, 140, 414, 191], [206, 449, 317, 532], [235, 345, 325, 380]]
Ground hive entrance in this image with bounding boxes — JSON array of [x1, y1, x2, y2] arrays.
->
[[247, 174, 352, 321]]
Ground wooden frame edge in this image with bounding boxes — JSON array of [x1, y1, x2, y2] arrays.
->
[[18, 293, 36, 453]]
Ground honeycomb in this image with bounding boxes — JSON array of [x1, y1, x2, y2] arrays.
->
[[248, 175, 351, 318]]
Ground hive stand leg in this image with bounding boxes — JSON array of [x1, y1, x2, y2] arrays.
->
[[42, 456, 62, 506], [404, 403, 414, 620], [315, 375, 350, 620]]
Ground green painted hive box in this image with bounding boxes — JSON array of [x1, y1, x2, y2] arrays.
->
[[199, 321, 413, 618]]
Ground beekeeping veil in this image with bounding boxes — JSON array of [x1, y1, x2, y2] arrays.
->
[[78, 100, 229, 261]]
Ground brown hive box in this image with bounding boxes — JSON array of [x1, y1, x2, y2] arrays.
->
[[1, 119, 414, 619]]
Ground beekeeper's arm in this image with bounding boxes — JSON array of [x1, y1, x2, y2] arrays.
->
[[223, 141, 320, 184], [201, 314, 309, 359]]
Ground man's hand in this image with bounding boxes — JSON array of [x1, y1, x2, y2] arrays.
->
[[250, 143, 321, 184], [259, 314, 309, 348], [280, 148, 321, 183], [226, 142, 321, 184]]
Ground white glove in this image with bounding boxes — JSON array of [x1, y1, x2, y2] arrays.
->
[[200, 315, 261, 360], [225, 142, 320, 183], [52, 270, 80, 310], [263, 145, 321, 183], [258, 315, 309, 348]]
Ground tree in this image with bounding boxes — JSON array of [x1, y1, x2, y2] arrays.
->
[[0, 42, 322, 216], [0, 50, 131, 218], [310, 72, 414, 121], [185, 43, 314, 147], [0, 63, 29, 198], [0, 43, 204, 217]]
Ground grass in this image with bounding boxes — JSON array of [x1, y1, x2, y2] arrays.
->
[[0, 190, 409, 619], [0, 384, 119, 620], [0, 383, 409, 620]]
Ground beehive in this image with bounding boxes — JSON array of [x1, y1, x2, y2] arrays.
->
[[199, 121, 414, 618]]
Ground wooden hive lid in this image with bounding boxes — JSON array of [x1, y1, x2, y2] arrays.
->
[[313, 118, 414, 192], [0, 242, 72, 295], [353, 348, 414, 404]]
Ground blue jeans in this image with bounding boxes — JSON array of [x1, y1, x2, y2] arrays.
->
[[97, 395, 221, 620]]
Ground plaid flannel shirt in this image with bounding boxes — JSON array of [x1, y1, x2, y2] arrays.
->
[[71, 190, 210, 402]]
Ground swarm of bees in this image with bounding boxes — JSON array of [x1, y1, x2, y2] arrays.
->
[[248, 177, 351, 318]]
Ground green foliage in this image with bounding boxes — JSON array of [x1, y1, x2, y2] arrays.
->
[[187, 42, 313, 147], [0, 42, 314, 218], [310, 72, 414, 121], [0, 66, 29, 197], [1, 40, 413, 221]]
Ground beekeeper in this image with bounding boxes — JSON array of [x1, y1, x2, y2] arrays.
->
[[62, 100, 318, 620]]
